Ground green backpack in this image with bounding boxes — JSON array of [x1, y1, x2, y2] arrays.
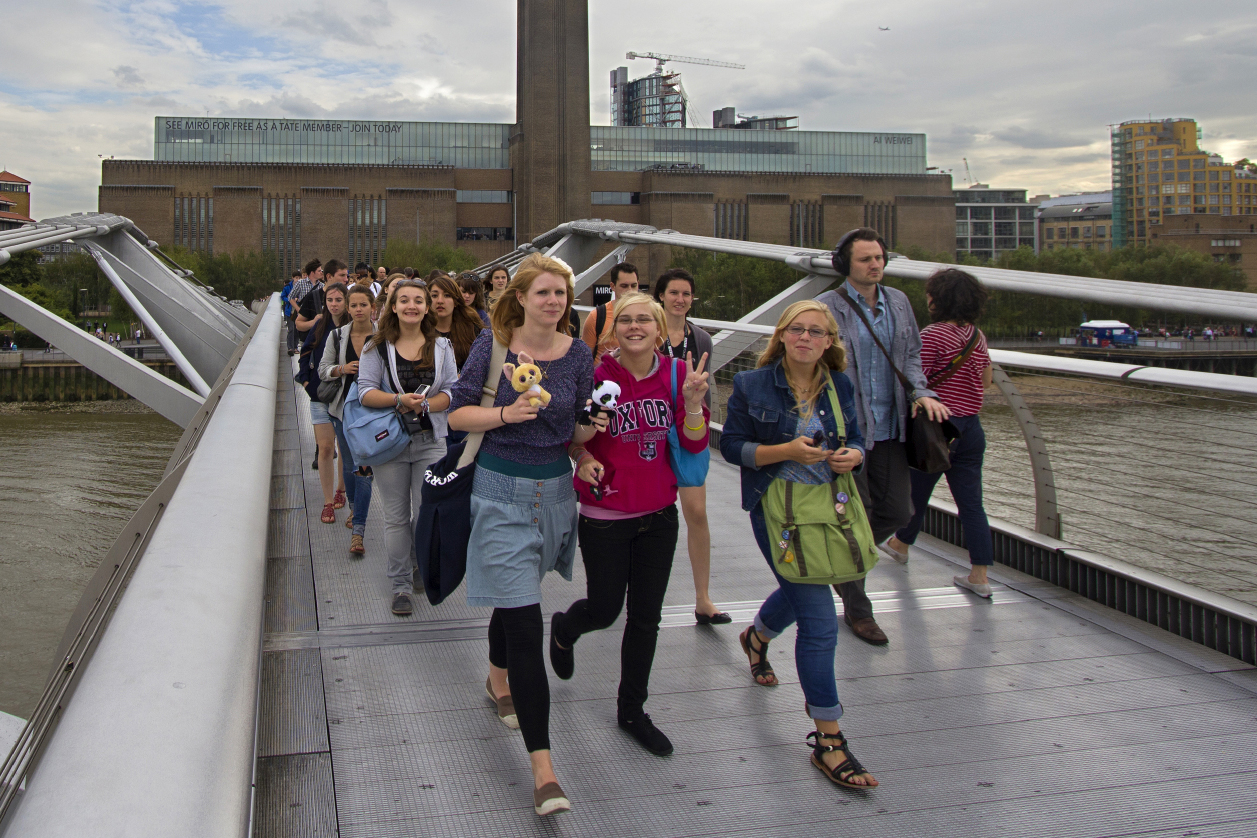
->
[[761, 379, 879, 585]]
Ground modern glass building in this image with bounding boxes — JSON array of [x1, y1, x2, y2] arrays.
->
[[590, 126, 925, 174], [953, 186, 1038, 261], [153, 117, 926, 176], [154, 117, 511, 168]]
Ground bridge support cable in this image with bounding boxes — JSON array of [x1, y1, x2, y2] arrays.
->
[[706, 274, 834, 372], [989, 363, 1060, 539], [0, 297, 281, 837], [0, 283, 203, 427], [83, 244, 212, 397], [570, 243, 636, 296], [990, 349, 1257, 396]]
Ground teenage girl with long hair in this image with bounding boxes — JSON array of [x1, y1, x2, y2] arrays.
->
[[357, 280, 458, 616], [301, 282, 349, 524], [456, 272, 492, 327], [483, 266, 510, 310], [427, 274, 485, 370], [719, 300, 878, 790], [318, 284, 377, 553], [448, 253, 602, 817]]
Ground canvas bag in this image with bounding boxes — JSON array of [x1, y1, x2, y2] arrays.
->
[[666, 358, 710, 488], [760, 379, 878, 585], [414, 338, 509, 605], [340, 381, 410, 467]]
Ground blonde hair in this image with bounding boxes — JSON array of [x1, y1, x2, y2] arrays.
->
[[602, 292, 665, 354], [757, 300, 846, 421], [490, 254, 574, 345]]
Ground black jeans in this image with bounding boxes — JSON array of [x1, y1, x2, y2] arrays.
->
[[285, 314, 299, 352], [835, 439, 913, 621], [487, 605, 549, 752], [555, 506, 679, 718]]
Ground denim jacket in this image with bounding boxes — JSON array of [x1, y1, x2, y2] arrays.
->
[[718, 359, 865, 512]]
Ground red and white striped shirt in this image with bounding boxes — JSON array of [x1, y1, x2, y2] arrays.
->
[[920, 322, 989, 417]]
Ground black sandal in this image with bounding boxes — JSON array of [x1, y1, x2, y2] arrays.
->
[[738, 626, 778, 686], [807, 730, 876, 789]]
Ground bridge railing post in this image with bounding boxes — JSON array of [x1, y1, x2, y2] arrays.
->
[[990, 363, 1060, 539]]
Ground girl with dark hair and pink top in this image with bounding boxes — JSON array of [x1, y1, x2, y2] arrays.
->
[[550, 292, 711, 757]]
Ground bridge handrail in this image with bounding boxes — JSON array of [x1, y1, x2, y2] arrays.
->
[[572, 306, 1257, 397], [0, 296, 281, 837], [521, 220, 1257, 322]]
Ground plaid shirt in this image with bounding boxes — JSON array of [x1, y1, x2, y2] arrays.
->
[[289, 276, 313, 307]]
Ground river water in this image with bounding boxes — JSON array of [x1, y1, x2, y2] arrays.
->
[[0, 409, 180, 718], [2, 385, 1255, 719]]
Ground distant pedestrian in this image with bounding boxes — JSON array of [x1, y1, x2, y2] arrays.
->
[[883, 268, 995, 598], [299, 282, 350, 524], [456, 272, 492, 328], [483, 266, 510, 310]]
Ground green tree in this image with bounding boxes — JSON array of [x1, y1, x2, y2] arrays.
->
[[0, 251, 45, 288], [162, 246, 280, 303], [382, 238, 478, 276], [667, 249, 810, 322], [41, 252, 109, 316]]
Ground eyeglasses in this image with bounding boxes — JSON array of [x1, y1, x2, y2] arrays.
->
[[785, 326, 831, 339], [615, 316, 657, 326]]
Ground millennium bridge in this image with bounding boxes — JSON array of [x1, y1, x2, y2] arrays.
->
[[1, 214, 1255, 837]]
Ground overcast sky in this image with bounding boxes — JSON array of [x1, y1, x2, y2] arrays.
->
[[3, 0, 1255, 220]]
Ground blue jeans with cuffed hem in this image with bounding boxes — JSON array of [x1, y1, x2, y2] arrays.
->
[[894, 414, 993, 566], [331, 416, 373, 536], [749, 504, 844, 722]]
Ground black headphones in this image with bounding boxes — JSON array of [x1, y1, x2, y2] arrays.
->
[[830, 228, 888, 277]]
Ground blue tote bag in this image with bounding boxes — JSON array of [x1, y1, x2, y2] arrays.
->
[[341, 381, 411, 467]]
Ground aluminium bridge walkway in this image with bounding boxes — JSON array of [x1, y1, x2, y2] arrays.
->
[[255, 346, 1257, 838]]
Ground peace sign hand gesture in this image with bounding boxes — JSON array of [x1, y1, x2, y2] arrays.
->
[[682, 351, 710, 414]]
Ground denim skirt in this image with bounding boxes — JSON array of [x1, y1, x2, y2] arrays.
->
[[466, 464, 578, 608]]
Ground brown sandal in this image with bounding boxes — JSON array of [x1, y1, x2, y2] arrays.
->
[[807, 730, 877, 789], [738, 626, 778, 686]]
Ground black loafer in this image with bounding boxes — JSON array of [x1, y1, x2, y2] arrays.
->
[[549, 613, 574, 679], [618, 712, 673, 756], [694, 610, 732, 625], [391, 592, 413, 616]]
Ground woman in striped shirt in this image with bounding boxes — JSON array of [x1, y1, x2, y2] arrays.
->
[[884, 268, 996, 598]]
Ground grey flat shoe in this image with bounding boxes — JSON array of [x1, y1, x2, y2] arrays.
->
[[954, 575, 992, 599], [879, 541, 909, 563]]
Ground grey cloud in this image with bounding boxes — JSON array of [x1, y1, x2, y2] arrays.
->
[[112, 65, 145, 89], [992, 126, 1092, 151]]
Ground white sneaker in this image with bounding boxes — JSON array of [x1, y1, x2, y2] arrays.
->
[[879, 541, 910, 563], [954, 576, 992, 599]]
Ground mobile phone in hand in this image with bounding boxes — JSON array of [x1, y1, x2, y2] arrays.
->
[[415, 384, 430, 396], [811, 430, 826, 449]]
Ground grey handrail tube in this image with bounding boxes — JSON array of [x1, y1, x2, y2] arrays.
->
[[2, 297, 280, 838]]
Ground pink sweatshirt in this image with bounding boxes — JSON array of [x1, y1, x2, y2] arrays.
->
[[575, 352, 711, 518]]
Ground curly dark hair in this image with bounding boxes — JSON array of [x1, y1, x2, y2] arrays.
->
[[924, 268, 987, 325]]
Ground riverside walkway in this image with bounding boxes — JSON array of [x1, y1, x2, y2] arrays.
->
[[255, 353, 1257, 838]]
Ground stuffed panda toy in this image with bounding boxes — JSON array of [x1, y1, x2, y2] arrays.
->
[[578, 380, 622, 425]]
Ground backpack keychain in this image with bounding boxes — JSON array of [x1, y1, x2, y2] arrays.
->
[[779, 528, 795, 563], [834, 491, 849, 516]]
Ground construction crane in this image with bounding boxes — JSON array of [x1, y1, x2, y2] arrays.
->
[[963, 157, 974, 186], [626, 51, 746, 75]]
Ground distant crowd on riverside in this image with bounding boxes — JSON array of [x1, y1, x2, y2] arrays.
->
[[280, 228, 996, 816]]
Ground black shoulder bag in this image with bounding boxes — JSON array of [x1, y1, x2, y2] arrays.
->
[[837, 291, 973, 474]]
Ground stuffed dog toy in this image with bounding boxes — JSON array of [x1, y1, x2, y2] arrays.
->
[[504, 352, 551, 408]]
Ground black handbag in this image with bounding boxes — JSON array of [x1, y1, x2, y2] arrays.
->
[[414, 338, 508, 604], [315, 329, 346, 404], [836, 291, 974, 474]]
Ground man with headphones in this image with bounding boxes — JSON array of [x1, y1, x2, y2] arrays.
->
[[815, 228, 949, 645]]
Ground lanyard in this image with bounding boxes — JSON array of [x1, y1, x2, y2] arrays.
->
[[663, 323, 689, 360]]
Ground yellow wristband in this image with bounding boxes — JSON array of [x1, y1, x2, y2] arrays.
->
[[684, 418, 706, 431]]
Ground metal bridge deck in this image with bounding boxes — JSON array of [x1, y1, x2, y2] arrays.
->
[[256, 361, 1257, 838]]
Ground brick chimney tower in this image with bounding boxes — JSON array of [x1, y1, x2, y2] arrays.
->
[[511, 0, 592, 243]]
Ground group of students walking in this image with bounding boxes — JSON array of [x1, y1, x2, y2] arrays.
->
[[285, 227, 996, 816]]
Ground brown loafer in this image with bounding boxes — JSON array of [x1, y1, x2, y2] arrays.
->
[[485, 677, 519, 730], [533, 781, 571, 816], [844, 614, 889, 646]]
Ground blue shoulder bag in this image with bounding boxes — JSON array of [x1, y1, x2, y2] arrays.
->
[[341, 381, 410, 467], [667, 358, 710, 488]]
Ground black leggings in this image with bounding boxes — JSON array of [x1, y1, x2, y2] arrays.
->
[[555, 506, 679, 717], [487, 604, 549, 752]]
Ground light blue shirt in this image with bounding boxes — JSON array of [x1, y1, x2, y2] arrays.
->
[[842, 280, 898, 442]]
